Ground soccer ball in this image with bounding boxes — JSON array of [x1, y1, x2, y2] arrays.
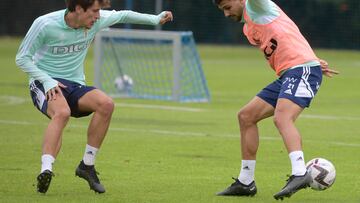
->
[[114, 75, 133, 92], [306, 158, 336, 191]]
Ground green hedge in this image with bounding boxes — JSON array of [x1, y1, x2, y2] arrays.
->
[[1, 0, 359, 49]]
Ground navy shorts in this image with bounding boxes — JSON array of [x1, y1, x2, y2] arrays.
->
[[257, 65, 322, 108], [30, 78, 96, 118]]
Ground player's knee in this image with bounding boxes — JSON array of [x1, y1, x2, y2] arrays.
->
[[52, 107, 71, 122], [273, 114, 287, 129], [98, 97, 114, 115], [273, 115, 280, 128], [273, 110, 295, 129], [237, 108, 255, 126]]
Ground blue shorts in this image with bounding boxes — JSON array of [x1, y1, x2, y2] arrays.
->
[[30, 78, 96, 118], [257, 65, 322, 108]]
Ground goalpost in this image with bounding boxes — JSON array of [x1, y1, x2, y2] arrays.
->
[[94, 28, 210, 102]]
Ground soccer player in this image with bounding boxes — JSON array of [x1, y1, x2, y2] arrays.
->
[[15, 0, 173, 194], [212, 0, 339, 200]]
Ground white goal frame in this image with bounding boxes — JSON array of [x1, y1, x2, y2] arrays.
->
[[94, 28, 210, 102]]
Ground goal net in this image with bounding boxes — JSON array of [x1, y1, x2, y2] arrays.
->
[[94, 29, 210, 102]]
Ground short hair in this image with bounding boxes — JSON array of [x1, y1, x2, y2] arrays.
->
[[66, 0, 110, 12], [212, 0, 223, 5]]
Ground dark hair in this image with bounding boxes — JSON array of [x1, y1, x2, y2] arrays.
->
[[66, 0, 110, 12], [212, 0, 223, 5]]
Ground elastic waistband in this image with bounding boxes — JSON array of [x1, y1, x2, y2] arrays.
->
[[280, 61, 320, 76]]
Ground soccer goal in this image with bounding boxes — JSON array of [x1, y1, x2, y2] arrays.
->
[[94, 28, 210, 102]]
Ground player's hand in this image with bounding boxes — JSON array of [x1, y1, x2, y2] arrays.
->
[[159, 11, 173, 25], [319, 59, 339, 78], [46, 82, 67, 101]]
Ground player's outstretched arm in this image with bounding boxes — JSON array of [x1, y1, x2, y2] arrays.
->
[[319, 59, 340, 78], [99, 10, 173, 29]]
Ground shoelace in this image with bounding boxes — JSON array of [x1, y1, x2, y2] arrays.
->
[[88, 168, 100, 183], [286, 174, 294, 181], [282, 174, 296, 189], [230, 177, 240, 186]]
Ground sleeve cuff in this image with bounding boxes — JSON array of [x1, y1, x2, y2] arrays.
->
[[43, 79, 58, 93]]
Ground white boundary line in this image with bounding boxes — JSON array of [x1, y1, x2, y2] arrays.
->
[[115, 103, 205, 112], [1, 95, 360, 120], [0, 96, 29, 105], [1, 119, 359, 148], [300, 114, 360, 121], [0, 95, 205, 112]]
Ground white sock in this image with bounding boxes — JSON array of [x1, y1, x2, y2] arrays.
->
[[83, 144, 98, 166], [41, 154, 55, 173], [289, 151, 307, 176], [238, 160, 256, 185]]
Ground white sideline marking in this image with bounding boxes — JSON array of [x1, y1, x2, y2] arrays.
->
[[1, 95, 359, 121], [69, 124, 206, 137], [301, 114, 360, 121], [0, 120, 33, 125], [118, 103, 360, 121], [1, 119, 359, 148], [0, 95, 205, 112], [115, 103, 205, 112], [0, 96, 29, 105]]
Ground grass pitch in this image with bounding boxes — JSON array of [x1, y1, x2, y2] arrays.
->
[[0, 37, 359, 202]]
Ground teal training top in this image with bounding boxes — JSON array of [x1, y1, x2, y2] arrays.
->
[[16, 9, 166, 93], [245, 0, 279, 24]]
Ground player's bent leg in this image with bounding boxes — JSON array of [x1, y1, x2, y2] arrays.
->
[[76, 89, 114, 193], [217, 97, 274, 196], [273, 98, 311, 200], [238, 96, 274, 160], [43, 96, 71, 156], [78, 89, 114, 148], [37, 94, 70, 194], [273, 98, 303, 153]]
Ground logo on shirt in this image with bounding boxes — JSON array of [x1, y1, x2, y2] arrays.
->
[[52, 40, 92, 55], [263, 38, 278, 60]]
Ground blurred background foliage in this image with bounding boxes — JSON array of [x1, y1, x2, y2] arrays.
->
[[1, 0, 359, 49]]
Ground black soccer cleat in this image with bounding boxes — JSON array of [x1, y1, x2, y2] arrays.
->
[[75, 161, 105, 193], [37, 170, 54, 194], [217, 177, 257, 196], [273, 172, 312, 200]]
